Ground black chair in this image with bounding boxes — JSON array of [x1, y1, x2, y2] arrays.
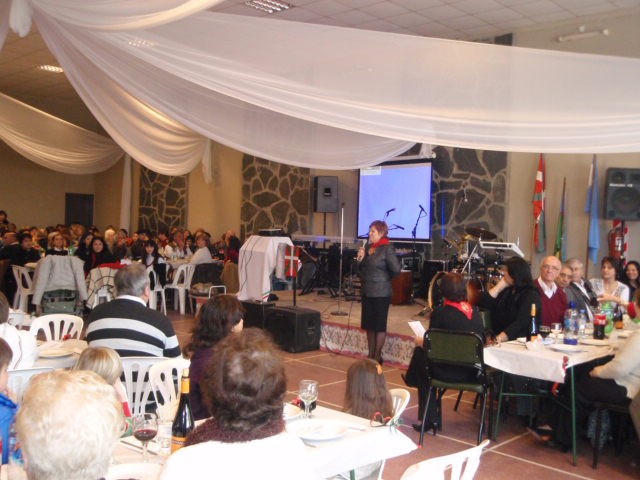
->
[[592, 401, 633, 469], [419, 328, 494, 446]]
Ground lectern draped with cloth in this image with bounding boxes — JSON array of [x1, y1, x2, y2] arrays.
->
[[238, 235, 293, 302]]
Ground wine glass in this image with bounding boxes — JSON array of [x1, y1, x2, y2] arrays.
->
[[298, 380, 318, 419], [551, 323, 562, 343], [133, 413, 158, 462], [539, 325, 551, 340]]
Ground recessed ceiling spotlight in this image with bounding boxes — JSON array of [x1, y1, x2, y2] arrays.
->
[[128, 39, 156, 48], [38, 65, 64, 73], [245, 0, 293, 14]]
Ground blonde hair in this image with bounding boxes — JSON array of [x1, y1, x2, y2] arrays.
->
[[343, 359, 393, 420], [16, 370, 123, 480], [72, 347, 123, 385]]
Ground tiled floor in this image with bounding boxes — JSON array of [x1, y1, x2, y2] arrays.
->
[[169, 311, 639, 479]]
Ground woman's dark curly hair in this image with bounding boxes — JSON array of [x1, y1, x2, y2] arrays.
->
[[504, 256, 534, 289], [601, 256, 622, 280], [202, 328, 285, 432], [185, 295, 244, 355]]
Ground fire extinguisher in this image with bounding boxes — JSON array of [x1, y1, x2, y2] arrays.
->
[[608, 224, 624, 260]]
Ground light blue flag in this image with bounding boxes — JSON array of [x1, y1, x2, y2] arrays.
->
[[586, 155, 600, 264]]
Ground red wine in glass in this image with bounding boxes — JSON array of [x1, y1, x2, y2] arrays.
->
[[134, 428, 158, 443]]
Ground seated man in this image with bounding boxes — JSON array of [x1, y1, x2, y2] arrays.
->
[[0, 292, 37, 369], [15, 370, 123, 480], [86, 263, 181, 358], [536, 256, 567, 327], [566, 257, 597, 320]]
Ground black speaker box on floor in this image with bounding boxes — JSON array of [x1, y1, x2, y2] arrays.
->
[[240, 300, 275, 329], [265, 306, 321, 353], [604, 168, 640, 220]]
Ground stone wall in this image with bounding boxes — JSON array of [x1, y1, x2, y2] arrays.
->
[[138, 166, 187, 232], [240, 155, 310, 239], [430, 146, 507, 258]]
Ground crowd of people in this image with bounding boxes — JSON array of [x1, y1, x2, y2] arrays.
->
[[0, 210, 242, 306]]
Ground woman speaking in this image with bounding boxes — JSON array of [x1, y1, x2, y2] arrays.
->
[[357, 220, 401, 364]]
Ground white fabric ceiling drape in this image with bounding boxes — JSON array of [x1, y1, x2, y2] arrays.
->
[[0, 92, 124, 174]]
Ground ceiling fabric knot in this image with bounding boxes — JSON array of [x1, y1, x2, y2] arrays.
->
[[9, 0, 33, 37]]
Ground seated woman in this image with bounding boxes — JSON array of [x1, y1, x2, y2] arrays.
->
[[622, 260, 639, 302], [45, 233, 68, 256], [184, 295, 244, 420], [592, 256, 631, 309], [74, 232, 94, 262], [189, 233, 213, 265], [160, 329, 314, 480], [477, 256, 541, 342], [403, 272, 484, 431], [224, 235, 241, 264], [83, 236, 116, 274], [72, 346, 132, 418]]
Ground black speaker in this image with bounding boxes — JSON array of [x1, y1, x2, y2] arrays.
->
[[240, 300, 275, 329], [604, 168, 640, 220], [313, 176, 339, 213], [265, 306, 321, 353]]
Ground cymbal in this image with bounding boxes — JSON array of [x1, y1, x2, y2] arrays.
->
[[464, 227, 497, 241]]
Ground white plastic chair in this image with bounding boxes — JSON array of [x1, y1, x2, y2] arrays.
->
[[165, 264, 195, 315], [12, 265, 34, 312], [29, 314, 83, 341], [147, 266, 167, 314], [148, 357, 190, 421], [400, 439, 490, 480], [121, 357, 166, 416], [390, 388, 411, 420], [9, 367, 53, 402]]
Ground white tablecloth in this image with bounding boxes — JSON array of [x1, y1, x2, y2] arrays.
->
[[484, 341, 613, 383], [34, 339, 87, 369], [237, 235, 293, 302]]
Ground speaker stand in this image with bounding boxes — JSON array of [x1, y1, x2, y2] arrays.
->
[[331, 204, 348, 317]]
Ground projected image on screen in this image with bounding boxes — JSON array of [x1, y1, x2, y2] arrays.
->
[[358, 162, 432, 241]]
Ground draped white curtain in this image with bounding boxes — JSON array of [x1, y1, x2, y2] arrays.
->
[[0, 92, 124, 174], [2, 0, 640, 180]]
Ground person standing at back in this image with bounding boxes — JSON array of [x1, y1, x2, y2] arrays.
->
[[86, 264, 181, 358], [356, 220, 401, 364]]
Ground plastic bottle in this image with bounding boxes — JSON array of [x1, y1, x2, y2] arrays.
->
[[577, 309, 587, 338]]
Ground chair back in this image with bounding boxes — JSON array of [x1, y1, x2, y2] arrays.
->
[[400, 439, 489, 480], [389, 388, 411, 420], [0, 259, 10, 293], [121, 356, 165, 416], [170, 264, 195, 288], [424, 329, 485, 374], [148, 357, 190, 421], [9, 367, 53, 402], [12, 265, 33, 290], [29, 314, 83, 341]]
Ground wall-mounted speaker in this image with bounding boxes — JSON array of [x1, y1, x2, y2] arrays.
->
[[313, 176, 338, 213], [604, 168, 640, 220]]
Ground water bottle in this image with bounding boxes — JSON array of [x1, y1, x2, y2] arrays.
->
[[563, 303, 578, 345], [577, 309, 587, 338]]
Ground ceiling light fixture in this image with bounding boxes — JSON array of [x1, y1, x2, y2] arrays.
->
[[128, 39, 156, 48], [557, 25, 609, 42], [38, 65, 64, 73], [245, 0, 293, 14]]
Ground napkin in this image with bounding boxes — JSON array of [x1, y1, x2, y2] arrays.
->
[[525, 338, 544, 351]]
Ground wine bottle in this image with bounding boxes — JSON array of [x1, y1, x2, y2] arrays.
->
[[171, 368, 195, 453], [527, 303, 538, 342]]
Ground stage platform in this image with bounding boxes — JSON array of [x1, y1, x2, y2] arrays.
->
[[270, 289, 431, 369]]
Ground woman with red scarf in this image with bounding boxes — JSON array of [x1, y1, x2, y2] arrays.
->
[[356, 220, 401, 364], [402, 272, 484, 432]]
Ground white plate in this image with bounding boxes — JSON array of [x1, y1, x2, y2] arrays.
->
[[579, 338, 611, 346], [283, 403, 303, 421], [39, 348, 74, 358], [516, 337, 526, 344], [287, 419, 349, 441], [549, 344, 586, 353], [105, 462, 161, 480]]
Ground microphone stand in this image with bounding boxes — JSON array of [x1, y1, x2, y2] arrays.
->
[[331, 204, 348, 316], [410, 207, 427, 311]]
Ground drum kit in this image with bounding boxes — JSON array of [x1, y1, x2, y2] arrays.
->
[[428, 227, 505, 310]]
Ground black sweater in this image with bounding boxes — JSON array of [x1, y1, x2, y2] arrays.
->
[[478, 285, 541, 340]]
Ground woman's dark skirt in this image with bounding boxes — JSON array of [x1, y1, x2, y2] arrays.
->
[[361, 295, 391, 332]]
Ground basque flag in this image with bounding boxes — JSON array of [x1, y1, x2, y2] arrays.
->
[[533, 154, 546, 253]]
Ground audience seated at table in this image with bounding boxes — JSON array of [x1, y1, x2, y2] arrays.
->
[[45, 233, 68, 256], [477, 256, 542, 342], [15, 370, 123, 480], [86, 264, 182, 358], [0, 293, 38, 369], [403, 272, 485, 431], [0, 232, 41, 303], [565, 258, 598, 320], [536, 256, 567, 327], [590, 256, 630, 309], [160, 328, 314, 480], [164, 230, 191, 260], [189, 233, 214, 265], [83, 236, 116, 274], [622, 260, 639, 305], [185, 295, 244, 420], [130, 229, 151, 261], [0, 337, 17, 464], [72, 346, 132, 418]]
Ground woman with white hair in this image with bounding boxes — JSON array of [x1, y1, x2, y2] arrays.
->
[[15, 369, 124, 480]]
